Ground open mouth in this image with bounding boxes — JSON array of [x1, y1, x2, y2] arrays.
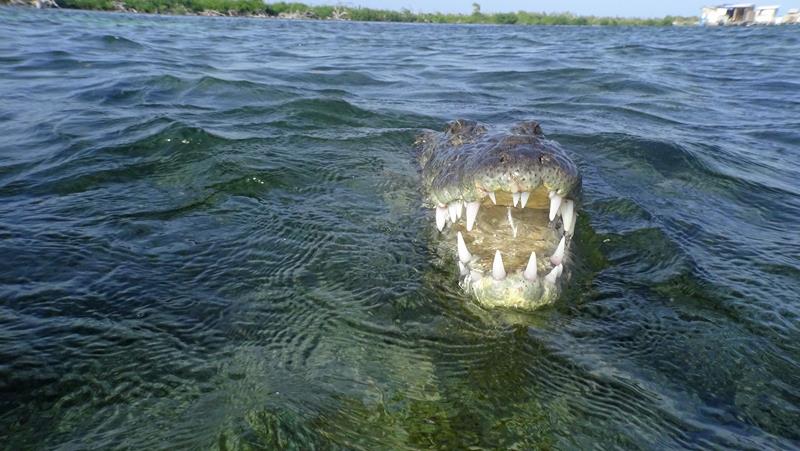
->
[[432, 185, 577, 308]]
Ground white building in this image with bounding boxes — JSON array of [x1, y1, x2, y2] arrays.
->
[[701, 6, 727, 25], [701, 4, 756, 25], [784, 8, 800, 23], [754, 5, 780, 23]]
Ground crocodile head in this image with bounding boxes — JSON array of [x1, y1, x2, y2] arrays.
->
[[417, 119, 581, 310]]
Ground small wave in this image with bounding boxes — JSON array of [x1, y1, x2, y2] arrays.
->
[[0, 55, 24, 66], [98, 33, 145, 49], [602, 227, 692, 285], [71, 74, 295, 108], [277, 69, 397, 87], [14, 49, 84, 71], [598, 78, 679, 96], [462, 67, 597, 83], [268, 98, 374, 129], [3, 122, 227, 198], [606, 43, 700, 56], [564, 133, 711, 178]]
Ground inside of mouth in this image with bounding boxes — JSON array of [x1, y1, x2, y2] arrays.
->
[[436, 183, 574, 288], [455, 189, 557, 272]]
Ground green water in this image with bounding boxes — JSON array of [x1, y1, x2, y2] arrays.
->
[[1, 7, 799, 450]]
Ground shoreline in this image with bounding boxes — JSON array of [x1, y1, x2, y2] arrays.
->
[[2, 1, 699, 26]]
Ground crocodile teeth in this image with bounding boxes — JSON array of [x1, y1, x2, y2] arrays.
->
[[506, 207, 518, 238], [487, 191, 497, 205], [544, 264, 563, 285], [548, 192, 562, 221], [523, 252, 537, 281], [435, 205, 447, 231], [465, 201, 480, 231], [520, 191, 530, 208], [568, 211, 577, 236], [448, 201, 462, 223], [551, 236, 566, 266], [492, 250, 506, 280], [512, 192, 520, 207], [457, 232, 471, 264], [562, 200, 575, 234]]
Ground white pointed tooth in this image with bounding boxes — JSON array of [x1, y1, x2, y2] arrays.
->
[[435, 206, 447, 231], [523, 251, 537, 281], [562, 200, 574, 233], [492, 250, 506, 281], [456, 201, 463, 220], [568, 212, 577, 236], [457, 232, 471, 264], [550, 236, 566, 266], [549, 192, 562, 221], [544, 264, 563, 285], [448, 201, 461, 223], [520, 191, 530, 208], [465, 201, 480, 232], [507, 207, 517, 238], [487, 191, 497, 204], [512, 192, 520, 207]]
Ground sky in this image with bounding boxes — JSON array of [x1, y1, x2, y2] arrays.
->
[[302, 1, 797, 18]]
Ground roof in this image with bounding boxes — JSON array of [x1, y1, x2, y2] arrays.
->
[[704, 4, 755, 9]]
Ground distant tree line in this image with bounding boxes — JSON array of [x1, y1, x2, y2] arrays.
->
[[14, 0, 697, 26]]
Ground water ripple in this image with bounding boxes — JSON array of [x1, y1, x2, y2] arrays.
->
[[1, 7, 799, 450]]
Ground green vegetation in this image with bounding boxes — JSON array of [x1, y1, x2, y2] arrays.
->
[[24, 0, 698, 26], [55, 0, 267, 14]]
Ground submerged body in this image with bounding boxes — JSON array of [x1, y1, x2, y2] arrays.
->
[[417, 120, 581, 309]]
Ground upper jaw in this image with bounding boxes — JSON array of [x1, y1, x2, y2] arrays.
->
[[435, 189, 578, 236], [426, 137, 581, 207]]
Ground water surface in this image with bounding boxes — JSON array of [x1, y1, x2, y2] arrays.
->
[[1, 7, 799, 449]]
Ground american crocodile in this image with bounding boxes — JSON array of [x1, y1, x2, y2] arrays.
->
[[416, 119, 581, 310]]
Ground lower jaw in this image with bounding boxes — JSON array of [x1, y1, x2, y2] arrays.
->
[[466, 275, 562, 310]]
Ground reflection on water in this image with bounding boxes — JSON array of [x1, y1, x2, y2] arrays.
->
[[0, 7, 799, 449]]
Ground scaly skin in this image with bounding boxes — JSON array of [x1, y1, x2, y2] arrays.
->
[[417, 120, 581, 310]]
